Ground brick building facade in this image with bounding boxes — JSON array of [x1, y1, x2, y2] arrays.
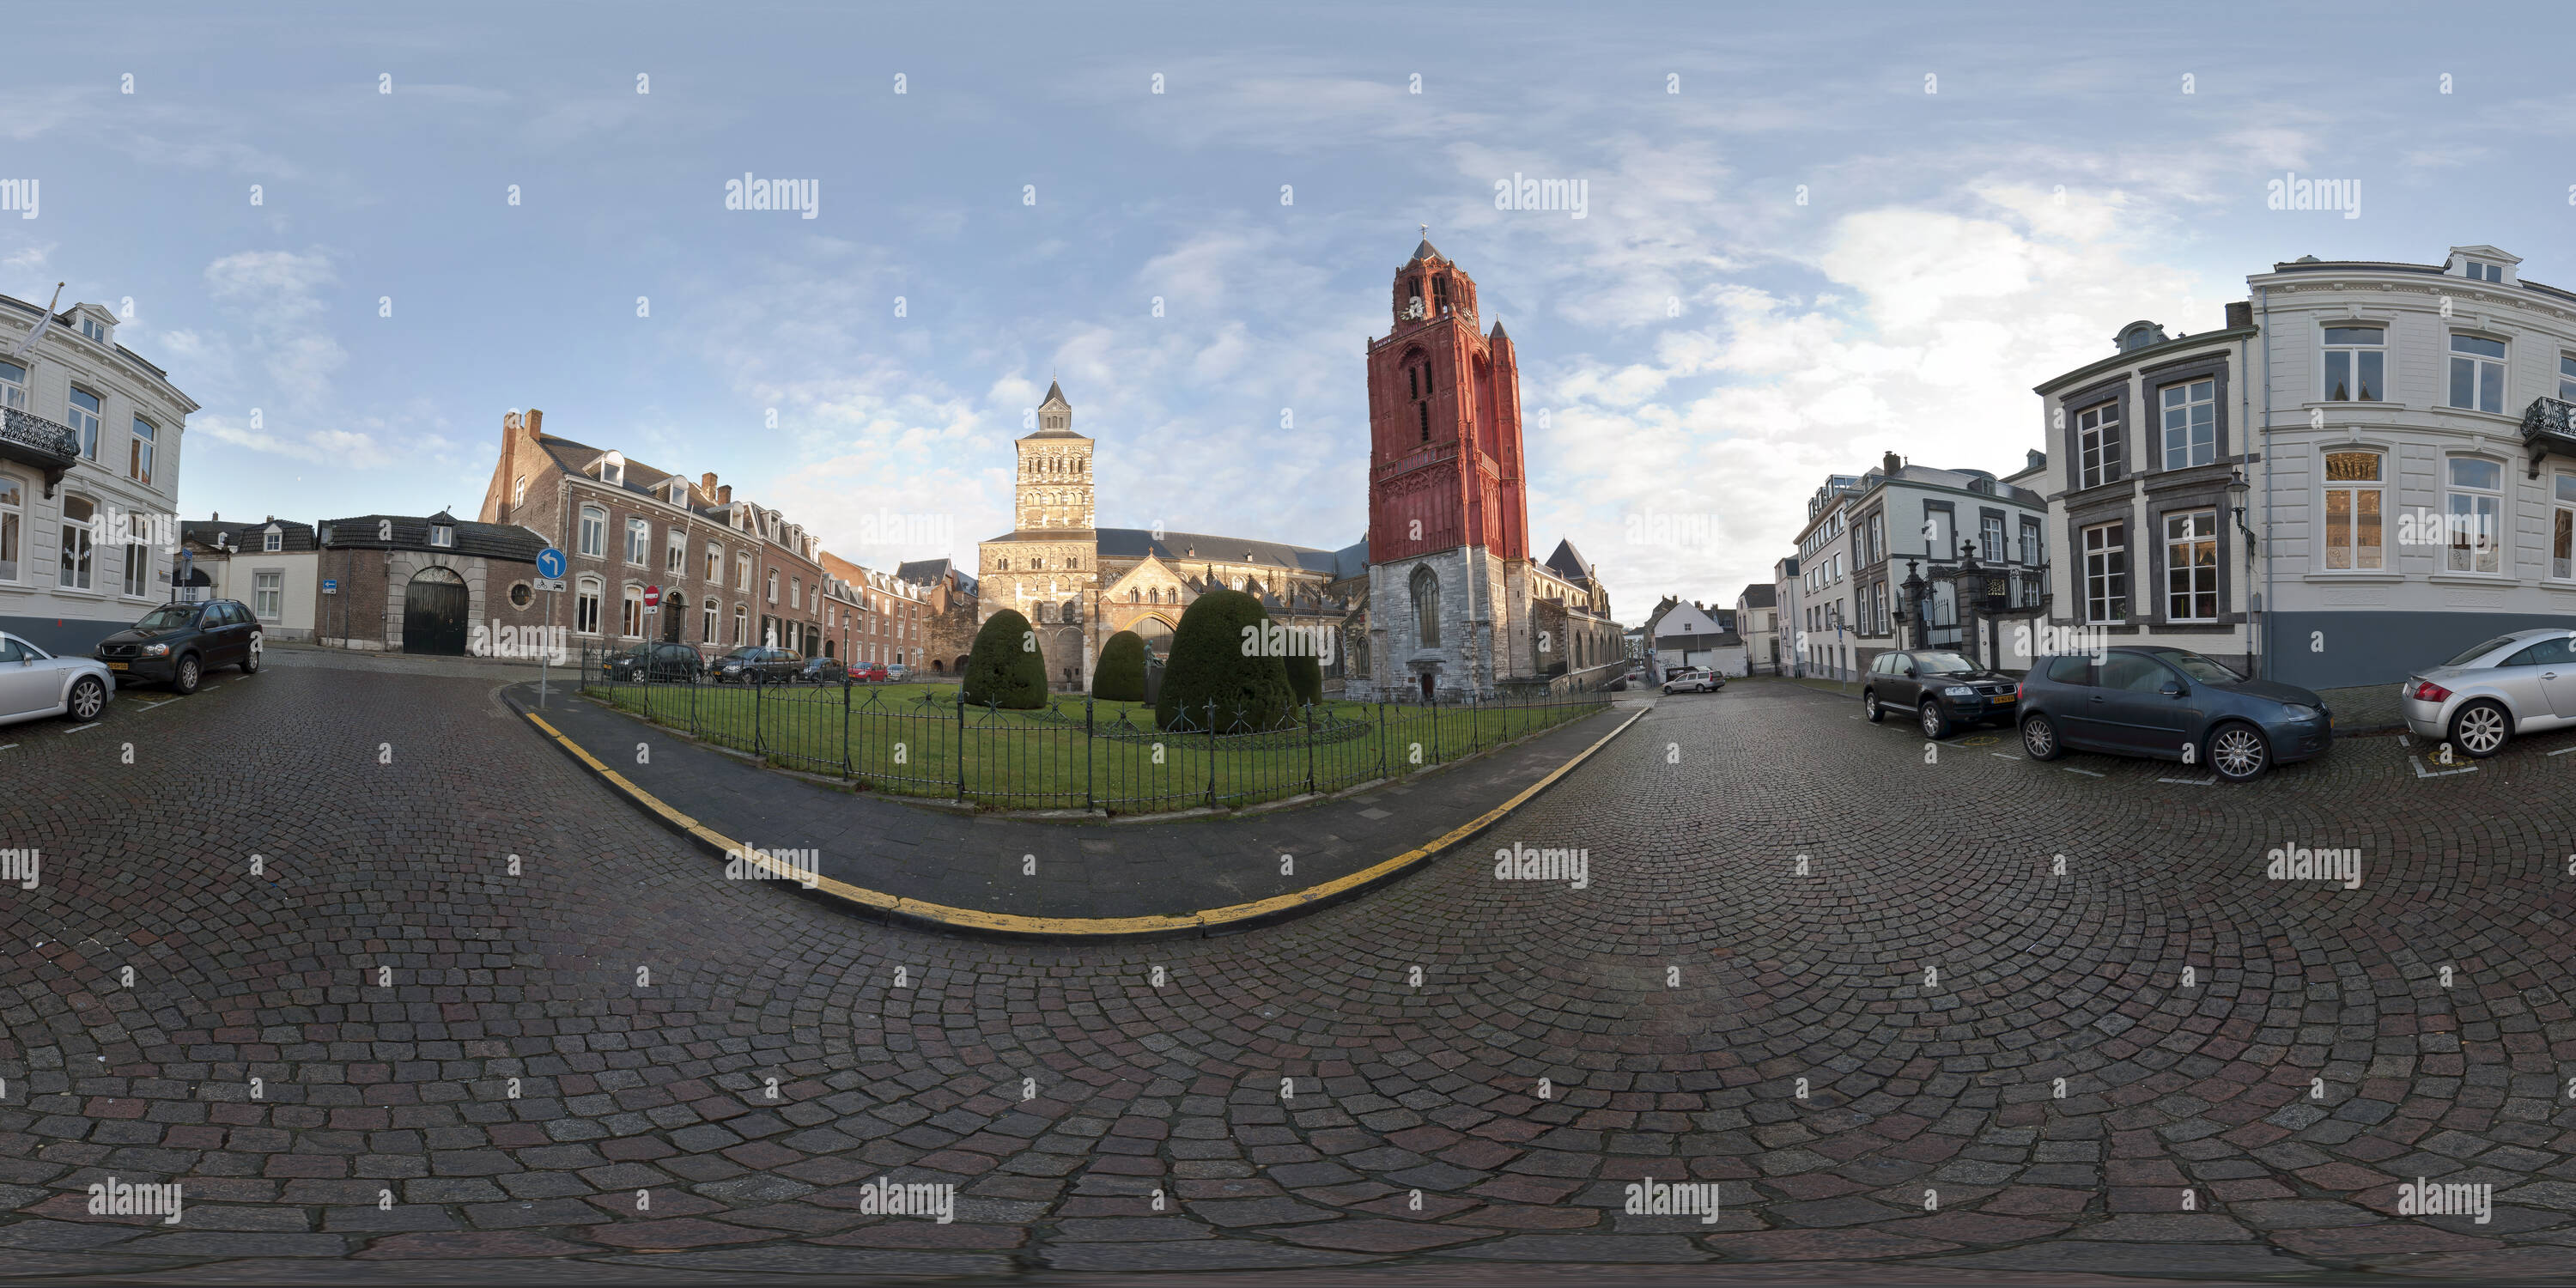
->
[[313, 512, 543, 654], [896, 558, 980, 675]]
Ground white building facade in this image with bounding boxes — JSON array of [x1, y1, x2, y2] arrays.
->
[[0, 298, 197, 655]]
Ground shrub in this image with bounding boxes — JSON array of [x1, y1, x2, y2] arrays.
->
[[1093, 630, 1147, 702], [963, 609, 1048, 709], [1155, 589, 1292, 731], [1284, 649, 1321, 708]]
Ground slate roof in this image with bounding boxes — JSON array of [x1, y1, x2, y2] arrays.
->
[[183, 518, 318, 554], [896, 557, 977, 593], [1091, 528, 1346, 574], [318, 513, 548, 562], [1408, 238, 1441, 264], [1543, 538, 1594, 584], [1739, 583, 1776, 609]]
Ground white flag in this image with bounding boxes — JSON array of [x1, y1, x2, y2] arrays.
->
[[10, 283, 63, 360]]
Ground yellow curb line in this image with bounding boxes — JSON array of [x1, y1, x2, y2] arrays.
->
[[523, 702, 1646, 939]]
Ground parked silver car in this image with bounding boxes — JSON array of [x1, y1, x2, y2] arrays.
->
[[1662, 667, 1723, 695], [2398, 628, 2576, 756], [0, 631, 115, 728]]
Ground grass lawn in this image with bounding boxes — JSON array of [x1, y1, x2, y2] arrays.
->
[[586, 678, 1607, 813]]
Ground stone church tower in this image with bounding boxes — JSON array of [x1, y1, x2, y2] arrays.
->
[[1359, 238, 1531, 700], [975, 381, 1099, 687]]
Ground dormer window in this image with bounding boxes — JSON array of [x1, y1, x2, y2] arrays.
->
[[2464, 258, 2503, 283], [593, 452, 625, 487], [429, 523, 455, 549], [263, 529, 281, 552], [78, 316, 108, 344]]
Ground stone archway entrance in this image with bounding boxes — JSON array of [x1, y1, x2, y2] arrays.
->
[[402, 567, 469, 656]]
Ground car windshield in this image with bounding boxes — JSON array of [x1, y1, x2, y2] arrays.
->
[[2150, 650, 2244, 683], [724, 647, 762, 659], [133, 605, 197, 632], [2447, 635, 2526, 667], [1913, 653, 1977, 674]]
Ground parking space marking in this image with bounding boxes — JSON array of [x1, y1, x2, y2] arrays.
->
[[137, 700, 178, 710], [0, 744, 15, 751], [1991, 752, 2024, 761], [2549, 745, 2576, 756], [62, 723, 100, 734], [2158, 776, 2215, 787], [2062, 767, 2105, 778], [2410, 756, 2477, 779]]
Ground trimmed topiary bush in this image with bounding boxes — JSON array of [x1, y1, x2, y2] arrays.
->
[[1284, 648, 1321, 708], [963, 609, 1048, 709], [1155, 589, 1292, 732], [1093, 630, 1147, 702]]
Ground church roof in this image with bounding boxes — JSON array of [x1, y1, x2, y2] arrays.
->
[[1543, 538, 1594, 583], [1096, 527, 1346, 573], [1408, 238, 1441, 264], [1042, 380, 1066, 405]]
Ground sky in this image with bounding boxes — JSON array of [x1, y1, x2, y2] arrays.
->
[[9, 1, 2573, 618]]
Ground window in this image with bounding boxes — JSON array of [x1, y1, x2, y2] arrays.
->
[[2450, 335, 2506, 414], [67, 389, 100, 459], [0, 359, 22, 409], [2564, 354, 2576, 402], [706, 544, 722, 581], [58, 495, 93, 590], [1410, 564, 1441, 647], [123, 541, 149, 597], [2164, 510, 2218, 622], [2046, 655, 2093, 684], [2099, 653, 2170, 693], [579, 506, 606, 557], [0, 475, 16, 582], [254, 570, 282, 619], [2505, 635, 2576, 668], [79, 317, 106, 343], [428, 524, 453, 548], [2464, 258, 2504, 283], [624, 518, 648, 564], [736, 553, 751, 592], [575, 577, 603, 634], [508, 582, 533, 609], [2445, 457, 2503, 574], [2557, 476, 2576, 580], [767, 569, 779, 603], [2323, 451, 2384, 571], [2323, 327, 2385, 402], [2082, 520, 2127, 623], [262, 529, 281, 552], [733, 605, 747, 644], [791, 577, 802, 609], [1981, 515, 2006, 563], [2077, 403, 2122, 489], [2160, 379, 2215, 469], [2019, 519, 2041, 568], [622, 585, 644, 637], [130, 418, 155, 484], [666, 531, 685, 574], [513, 475, 527, 505]]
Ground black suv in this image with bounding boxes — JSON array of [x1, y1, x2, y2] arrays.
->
[[713, 646, 801, 683], [94, 598, 262, 695], [1863, 649, 2019, 738], [794, 656, 848, 684], [602, 641, 704, 683]]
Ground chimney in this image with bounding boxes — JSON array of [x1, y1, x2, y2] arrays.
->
[[2224, 300, 2252, 330], [702, 472, 717, 492], [1882, 451, 1902, 476], [718, 484, 732, 504], [525, 409, 543, 439], [211, 511, 219, 520]]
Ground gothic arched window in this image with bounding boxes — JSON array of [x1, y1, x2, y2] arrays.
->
[[1410, 565, 1441, 648]]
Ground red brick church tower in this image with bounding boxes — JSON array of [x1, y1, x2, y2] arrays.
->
[[1359, 236, 1534, 699]]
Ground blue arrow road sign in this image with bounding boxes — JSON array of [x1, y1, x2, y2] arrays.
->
[[536, 547, 565, 580]]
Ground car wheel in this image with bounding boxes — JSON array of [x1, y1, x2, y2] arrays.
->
[[173, 654, 201, 696], [66, 676, 106, 722], [1918, 699, 1950, 739], [1864, 689, 1885, 722], [241, 635, 262, 674], [2020, 713, 2063, 761], [2449, 700, 2510, 759], [2208, 720, 2271, 781]]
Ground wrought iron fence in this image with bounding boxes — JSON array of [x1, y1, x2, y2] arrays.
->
[[576, 645, 1613, 814]]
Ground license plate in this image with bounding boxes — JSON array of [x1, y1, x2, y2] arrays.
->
[[106, 661, 128, 671], [1991, 693, 2014, 703]]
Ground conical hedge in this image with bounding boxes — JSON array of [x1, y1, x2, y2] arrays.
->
[[1155, 589, 1292, 732], [1093, 630, 1147, 702], [963, 609, 1048, 709]]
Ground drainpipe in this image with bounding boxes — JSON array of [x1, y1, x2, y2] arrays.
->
[[2257, 286, 2275, 682]]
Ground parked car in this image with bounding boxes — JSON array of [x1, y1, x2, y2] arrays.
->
[[851, 663, 890, 683], [713, 646, 801, 683], [2398, 627, 2576, 757], [93, 598, 262, 695], [886, 663, 909, 681], [2016, 647, 2330, 782], [1864, 649, 2020, 738], [603, 641, 704, 683], [1662, 667, 1723, 694], [0, 631, 115, 727], [795, 655, 849, 684]]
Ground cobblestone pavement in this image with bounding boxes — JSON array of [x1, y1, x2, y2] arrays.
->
[[3, 665, 2574, 1284]]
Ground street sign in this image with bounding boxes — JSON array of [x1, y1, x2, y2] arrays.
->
[[321, 579, 338, 594], [644, 584, 661, 609], [535, 577, 565, 592], [535, 547, 566, 580]]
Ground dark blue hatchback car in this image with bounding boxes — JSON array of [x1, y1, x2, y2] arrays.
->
[[2016, 647, 2331, 782]]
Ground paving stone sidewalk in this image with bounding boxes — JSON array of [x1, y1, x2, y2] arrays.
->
[[509, 682, 1631, 924]]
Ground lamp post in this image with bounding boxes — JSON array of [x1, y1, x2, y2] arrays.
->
[[2228, 467, 2257, 676]]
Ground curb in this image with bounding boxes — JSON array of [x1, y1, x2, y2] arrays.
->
[[507, 690, 1646, 942]]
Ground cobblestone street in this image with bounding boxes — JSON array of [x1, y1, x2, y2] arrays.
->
[[3, 665, 2573, 1284]]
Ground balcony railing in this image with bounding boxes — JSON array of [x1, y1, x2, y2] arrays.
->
[[0, 405, 80, 497], [2524, 396, 2576, 477]]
